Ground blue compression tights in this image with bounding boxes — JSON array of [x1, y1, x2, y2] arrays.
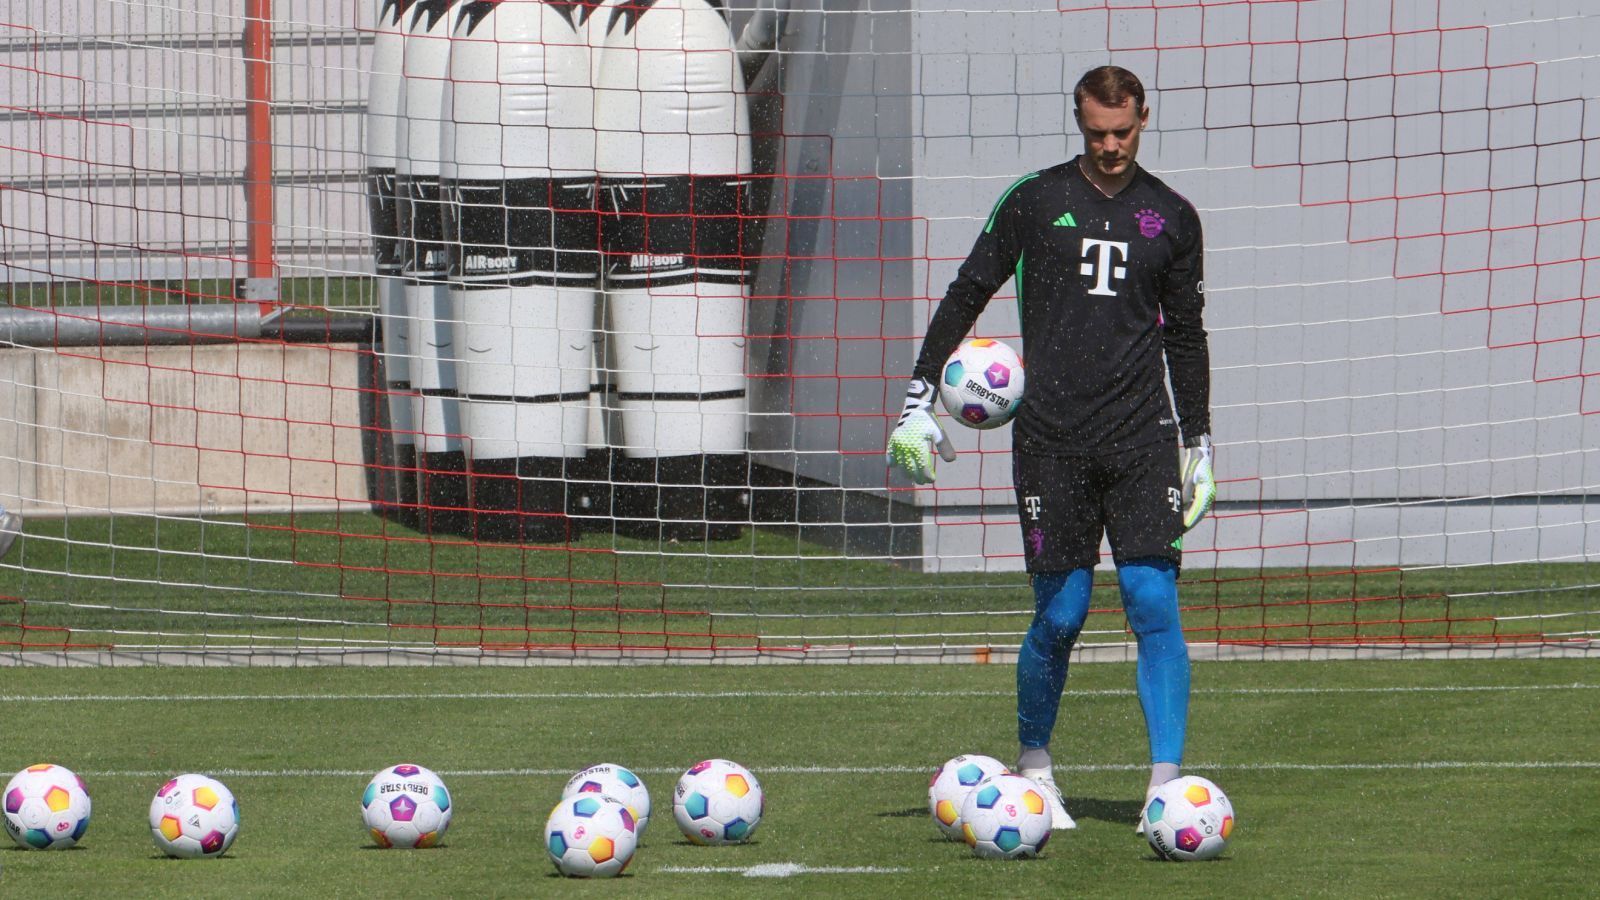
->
[[1016, 560, 1190, 765]]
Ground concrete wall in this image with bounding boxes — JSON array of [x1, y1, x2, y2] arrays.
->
[[0, 344, 370, 515]]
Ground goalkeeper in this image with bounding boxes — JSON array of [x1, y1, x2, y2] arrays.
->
[[887, 66, 1214, 831]]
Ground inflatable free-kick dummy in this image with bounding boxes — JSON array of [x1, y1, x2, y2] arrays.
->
[[440, 0, 782, 543], [395, 0, 470, 535], [365, 0, 420, 528]]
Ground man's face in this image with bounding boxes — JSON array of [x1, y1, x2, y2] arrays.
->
[[1075, 95, 1148, 179]]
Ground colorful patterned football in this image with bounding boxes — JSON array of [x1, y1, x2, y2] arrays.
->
[[1142, 775, 1235, 861], [927, 754, 1010, 840], [672, 759, 764, 845], [149, 773, 239, 859], [361, 763, 452, 849], [939, 338, 1024, 429], [958, 772, 1052, 859], [562, 763, 652, 835], [545, 793, 639, 878], [2, 763, 92, 850]]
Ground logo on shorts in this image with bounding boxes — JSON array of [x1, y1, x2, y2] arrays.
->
[[1027, 527, 1045, 558], [1135, 208, 1166, 239], [1023, 495, 1042, 520]]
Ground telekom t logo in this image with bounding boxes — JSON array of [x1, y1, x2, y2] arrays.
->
[[1080, 238, 1129, 296]]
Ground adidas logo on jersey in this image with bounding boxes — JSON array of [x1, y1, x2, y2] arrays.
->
[[1052, 212, 1077, 227]]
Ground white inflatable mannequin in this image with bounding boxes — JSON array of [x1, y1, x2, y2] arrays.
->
[[429, 0, 784, 543], [594, 0, 754, 541], [397, 0, 469, 535], [365, 0, 419, 527], [443, 0, 605, 543]]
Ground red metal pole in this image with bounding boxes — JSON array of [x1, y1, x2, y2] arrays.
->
[[243, 0, 277, 304]]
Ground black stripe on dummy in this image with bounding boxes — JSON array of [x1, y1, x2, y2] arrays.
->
[[445, 178, 600, 289], [367, 165, 419, 529], [615, 389, 746, 403], [397, 174, 450, 282], [366, 169, 404, 277], [601, 175, 754, 288], [609, 453, 748, 543], [462, 391, 594, 404]]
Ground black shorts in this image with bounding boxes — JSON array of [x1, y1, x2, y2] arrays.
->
[[1012, 443, 1184, 573]]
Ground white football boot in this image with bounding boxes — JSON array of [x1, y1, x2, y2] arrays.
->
[[1018, 767, 1077, 830], [0, 509, 19, 560]]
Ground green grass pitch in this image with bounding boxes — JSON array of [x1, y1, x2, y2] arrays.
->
[[0, 659, 1595, 897], [8, 513, 1596, 652]]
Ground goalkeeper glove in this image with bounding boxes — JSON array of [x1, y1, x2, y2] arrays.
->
[[1180, 434, 1216, 532], [886, 378, 956, 485]]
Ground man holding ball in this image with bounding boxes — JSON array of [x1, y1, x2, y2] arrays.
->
[[887, 66, 1215, 830]]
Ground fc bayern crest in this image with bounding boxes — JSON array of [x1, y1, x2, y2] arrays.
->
[[1136, 208, 1166, 238]]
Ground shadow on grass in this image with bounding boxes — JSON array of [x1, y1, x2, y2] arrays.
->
[[882, 798, 1145, 826], [1140, 854, 1234, 864], [876, 806, 926, 818], [1066, 796, 1143, 826]]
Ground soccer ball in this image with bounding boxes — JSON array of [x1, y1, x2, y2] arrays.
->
[[2, 763, 91, 850], [149, 774, 239, 859], [939, 338, 1024, 429], [672, 759, 764, 845], [562, 763, 651, 834], [1142, 775, 1235, 861], [927, 754, 1009, 840], [361, 763, 453, 849], [544, 793, 639, 878], [958, 773, 1052, 860]]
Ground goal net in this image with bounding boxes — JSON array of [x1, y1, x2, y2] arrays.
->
[[1, 0, 1596, 664]]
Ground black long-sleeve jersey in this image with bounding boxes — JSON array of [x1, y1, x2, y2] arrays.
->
[[913, 157, 1210, 457]]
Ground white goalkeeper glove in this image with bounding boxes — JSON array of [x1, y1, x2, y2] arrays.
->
[[886, 378, 956, 485], [1180, 434, 1216, 532]]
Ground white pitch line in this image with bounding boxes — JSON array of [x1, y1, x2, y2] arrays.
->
[[1, 682, 1595, 704], [659, 863, 911, 877], [76, 760, 1600, 780]]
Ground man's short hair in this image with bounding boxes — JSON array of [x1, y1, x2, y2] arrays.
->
[[1074, 66, 1146, 112]]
